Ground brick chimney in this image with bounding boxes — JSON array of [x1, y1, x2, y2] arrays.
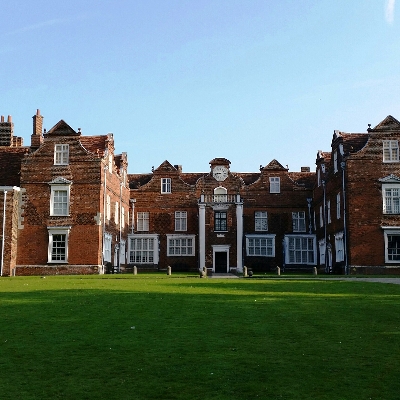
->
[[0, 115, 14, 146], [31, 109, 44, 149]]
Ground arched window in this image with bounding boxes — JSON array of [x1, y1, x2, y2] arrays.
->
[[213, 186, 227, 203]]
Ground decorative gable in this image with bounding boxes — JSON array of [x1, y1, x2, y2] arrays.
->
[[373, 115, 400, 131], [46, 120, 80, 136], [379, 174, 400, 183], [263, 159, 287, 170], [154, 160, 176, 173]]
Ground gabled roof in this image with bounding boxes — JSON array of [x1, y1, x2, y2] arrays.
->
[[373, 115, 400, 131], [339, 133, 369, 154], [128, 174, 153, 189], [0, 147, 28, 186], [179, 173, 205, 185], [154, 160, 177, 173], [316, 151, 331, 161], [263, 159, 287, 170], [234, 172, 261, 185], [288, 172, 315, 189], [80, 135, 108, 157], [46, 120, 80, 136]]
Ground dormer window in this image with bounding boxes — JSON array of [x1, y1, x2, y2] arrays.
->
[[383, 140, 399, 162], [161, 178, 171, 193], [54, 144, 69, 165]]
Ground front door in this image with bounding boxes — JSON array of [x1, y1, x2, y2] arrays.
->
[[215, 251, 228, 273]]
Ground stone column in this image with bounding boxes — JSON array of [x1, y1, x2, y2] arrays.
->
[[236, 196, 243, 273]]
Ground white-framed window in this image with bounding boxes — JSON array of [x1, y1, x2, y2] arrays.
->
[[120, 240, 126, 264], [54, 144, 69, 165], [319, 205, 323, 227], [106, 195, 111, 220], [49, 177, 71, 216], [104, 232, 112, 262], [167, 234, 195, 256], [269, 177, 280, 193], [333, 150, 338, 173], [122, 207, 125, 228], [255, 211, 268, 231], [336, 192, 341, 219], [335, 232, 344, 262], [319, 239, 326, 265], [383, 140, 399, 162], [137, 212, 149, 231], [383, 187, 400, 214], [246, 234, 275, 257], [175, 211, 187, 231], [292, 211, 306, 232], [128, 234, 159, 264], [115, 202, 119, 225], [383, 228, 400, 263], [161, 178, 171, 194], [284, 235, 316, 265], [48, 226, 70, 263]]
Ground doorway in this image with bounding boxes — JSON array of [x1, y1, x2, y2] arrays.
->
[[215, 251, 228, 273]]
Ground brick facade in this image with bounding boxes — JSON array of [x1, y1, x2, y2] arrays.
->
[[315, 115, 400, 274], [2, 111, 400, 276], [129, 158, 315, 273], [0, 112, 129, 276]]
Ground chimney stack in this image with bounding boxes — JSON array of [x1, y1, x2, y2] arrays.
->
[[0, 114, 14, 146], [31, 109, 44, 149]]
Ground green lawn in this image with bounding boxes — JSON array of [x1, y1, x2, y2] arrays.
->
[[1, 274, 400, 399]]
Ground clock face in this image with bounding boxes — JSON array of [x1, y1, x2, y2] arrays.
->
[[213, 166, 228, 181]]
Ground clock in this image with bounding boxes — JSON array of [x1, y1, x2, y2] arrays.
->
[[213, 165, 228, 181]]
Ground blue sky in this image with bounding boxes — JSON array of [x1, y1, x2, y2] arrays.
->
[[1, 0, 399, 173]]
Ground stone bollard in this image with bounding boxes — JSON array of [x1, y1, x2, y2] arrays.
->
[[277, 266, 281, 276], [313, 267, 317, 276], [244, 266, 248, 277], [167, 266, 171, 275], [199, 266, 206, 278], [133, 266, 137, 275]]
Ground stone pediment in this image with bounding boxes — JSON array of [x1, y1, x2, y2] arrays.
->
[[373, 115, 400, 131], [48, 177, 72, 185], [379, 174, 400, 183], [47, 120, 79, 136]]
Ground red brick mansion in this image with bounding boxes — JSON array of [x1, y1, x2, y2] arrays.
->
[[1, 111, 400, 275]]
